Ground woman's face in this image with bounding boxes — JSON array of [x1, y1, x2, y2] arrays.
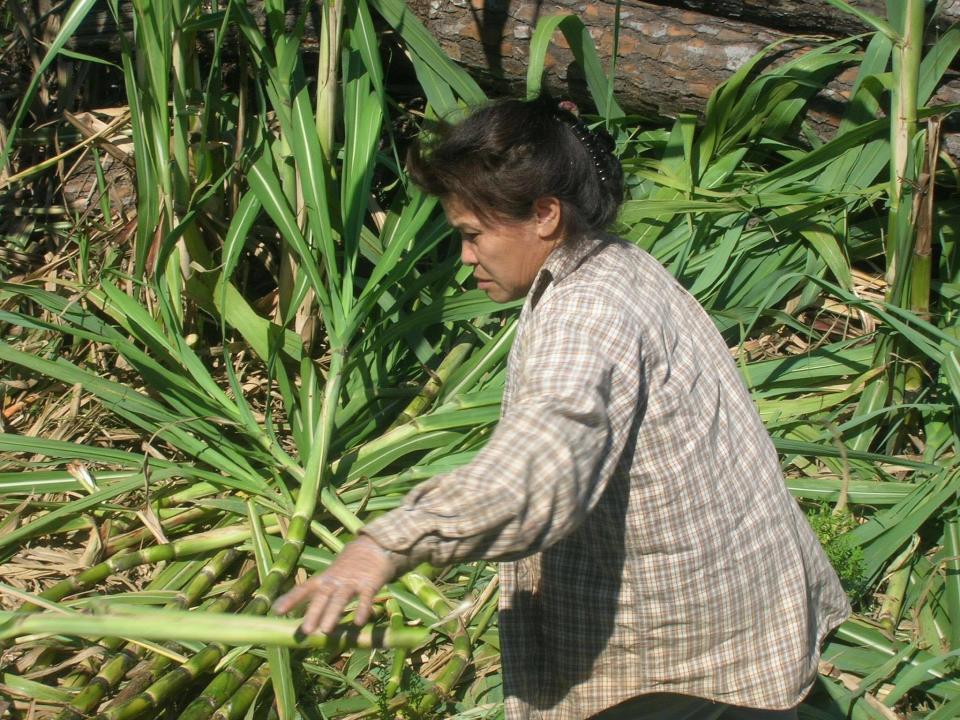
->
[[442, 195, 562, 303]]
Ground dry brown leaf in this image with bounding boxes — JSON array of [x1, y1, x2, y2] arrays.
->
[[136, 504, 169, 545]]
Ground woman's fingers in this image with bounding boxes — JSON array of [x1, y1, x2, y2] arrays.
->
[[273, 579, 315, 615], [272, 537, 398, 634], [297, 580, 332, 634], [316, 583, 357, 635], [354, 587, 375, 627]]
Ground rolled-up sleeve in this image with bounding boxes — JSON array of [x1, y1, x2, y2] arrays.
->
[[361, 297, 641, 569]]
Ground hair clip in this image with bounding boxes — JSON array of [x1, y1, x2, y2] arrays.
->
[[554, 102, 608, 183]]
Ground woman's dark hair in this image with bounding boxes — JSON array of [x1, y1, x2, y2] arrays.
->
[[406, 95, 624, 241]]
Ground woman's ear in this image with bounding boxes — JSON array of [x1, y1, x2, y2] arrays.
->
[[532, 197, 563, 240]]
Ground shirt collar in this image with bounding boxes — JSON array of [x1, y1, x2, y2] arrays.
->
[[527, 234, 609, 310]]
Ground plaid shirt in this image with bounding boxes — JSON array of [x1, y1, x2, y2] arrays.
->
[[363, 235, 850, 719]]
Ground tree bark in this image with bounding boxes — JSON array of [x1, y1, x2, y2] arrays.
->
[[66, 0, 960, 154], [408, 1, 959, 153]]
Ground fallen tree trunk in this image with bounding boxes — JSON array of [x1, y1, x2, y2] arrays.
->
[[407, 0, 959, 155], [67, 0, 960, 156]]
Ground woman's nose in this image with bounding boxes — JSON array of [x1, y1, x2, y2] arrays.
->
[[461, 239, 477, 266]]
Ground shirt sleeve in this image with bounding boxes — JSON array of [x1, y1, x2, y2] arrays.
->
[[360, 296, 642, 570]]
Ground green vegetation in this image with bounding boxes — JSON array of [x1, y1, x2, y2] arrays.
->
[[0, 0, 959, 718], [807, 504, 867, 597]]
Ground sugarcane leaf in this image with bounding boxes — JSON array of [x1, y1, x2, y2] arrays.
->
[[831, 621, 960, 701], [785, 478, 912, 506], [0, 434, 150, 468], [942, 348, 960, 411], [409, 51, 460, 118], [0, 474, 145, 551], [247, 148, 335, 333], [928, 697, 960, 720], [883, 649, 960, 706], [219, 190, 262, 311], [619, 199, 742, 223], [367, 0, 484, 105], [697, 38, 792, 171], [919, 24, 960, 106], [0, 0, 101, 172], [772, 435, 935, 471], [526, 14, 623, 118], [68, 591, 181, 607], [341, 58, 383, 310], [1, 672, 75, 702], [288, 80, 338, 298], [942, 506, 960, 651], [0, 469, 152, 496], [816, 674, 893, 720], [822, 0, 896, 39], [850, 640, 919, 700], [850, 472, 960, 582], [798, 222, 853, 290], [347, 0, 386, 100]]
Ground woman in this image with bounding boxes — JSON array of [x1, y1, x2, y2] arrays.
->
[[275, 96, 850, 720]]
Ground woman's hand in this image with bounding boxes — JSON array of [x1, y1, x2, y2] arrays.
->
[[273, 535, 397, 635]]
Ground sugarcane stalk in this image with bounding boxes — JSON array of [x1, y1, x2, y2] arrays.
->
[[177, 652, 265, 720], [104, 352, 349, 720], [251, 348, 348, 613], [58, 558, 208, 688], [468, 576, 499, 645], [101, 636, 230, 718], [943, 503, 960, 651], [316, 0, 343, 163], [396, 572, 473, 716], [0, 609, 430, 666], [54, 549, 241, 720], [878, 564, 911, 636], [175, 505, 276, 720], [209, 662, 273, 720], [851, 1, 925, 453], [411, 577, 498, 716], [416, 622, 472, 716], [384, 598, 406, 697], [877, 536, 918, 636], [386, 339, 475, 431], [105, 506, 218, 555], [20, 525, 255, 610], [99, 567, 261, 719], [401, 572, 455, 619], [908, 116, 939, 323], [884, 0, 924, 289]]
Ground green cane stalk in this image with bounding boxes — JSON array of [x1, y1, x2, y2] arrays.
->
[[209, 662, 273, 720], [18, 526, 257, 611], [884, 0, 926, 407], [98, 567, 263, 719], [177, 653, 266, 720], [885, 0, 924, 286], [54, 549, 241, 720], [878, 564, 911, 636], [0, 610, 431, 655], [384, 598, 406, 697], [53, 558, 209, 687], [944, 504, 960, 651], [142, 350, 350, 720], [105, 507, 219, 555], [386, 339, 475, 431], [907, 116, 940, 326]]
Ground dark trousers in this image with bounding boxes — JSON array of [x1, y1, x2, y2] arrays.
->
[[590, 693, 800, 719]]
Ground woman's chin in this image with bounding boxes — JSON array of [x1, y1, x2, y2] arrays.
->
[[479, 285, 510, 303]]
